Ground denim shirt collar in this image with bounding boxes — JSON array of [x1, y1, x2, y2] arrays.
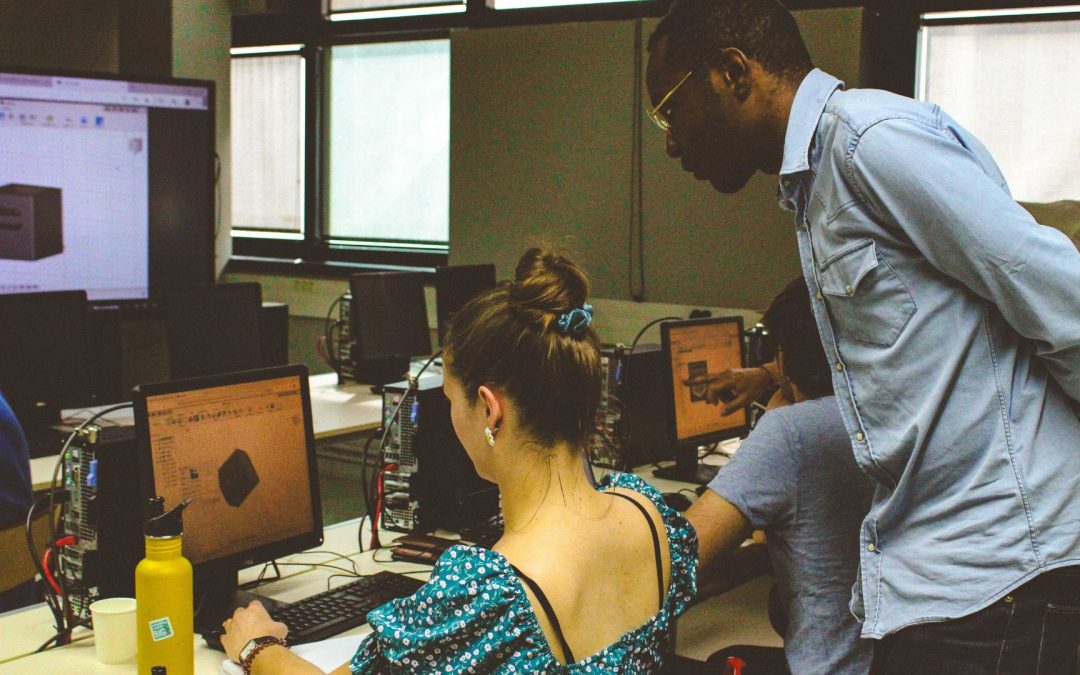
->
[[777, 69, 844, 212]]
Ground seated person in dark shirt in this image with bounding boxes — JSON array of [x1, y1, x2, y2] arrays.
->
[[687, 278, 875, 674], [0, 390, 35, 612]]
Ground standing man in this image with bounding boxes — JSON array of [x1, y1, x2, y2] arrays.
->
[[645, 0, 1080, 672]]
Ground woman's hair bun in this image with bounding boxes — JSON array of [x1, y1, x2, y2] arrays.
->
[[510, 247, 589, 315]]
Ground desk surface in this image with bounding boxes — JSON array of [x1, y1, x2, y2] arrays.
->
[[8, 446, 778, 672], [30, 372, 383, 492]]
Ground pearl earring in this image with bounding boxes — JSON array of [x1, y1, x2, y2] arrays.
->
[[484, 426, 496, 447]]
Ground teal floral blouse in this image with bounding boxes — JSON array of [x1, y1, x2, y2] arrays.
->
[[349, 472, 698, 674]]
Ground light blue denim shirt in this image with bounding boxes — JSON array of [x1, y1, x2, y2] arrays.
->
[[779, 69, 1080, 639]]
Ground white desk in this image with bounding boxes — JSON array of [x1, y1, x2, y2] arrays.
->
[[30, 373, 383, 492], [6, 449, 780, 672], [0, 518, 776, 673]]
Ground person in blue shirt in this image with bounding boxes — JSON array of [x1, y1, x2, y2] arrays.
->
[[220, 248, 698, 674], [0, 390, 35, 612], [646, 0, 1080, 672], [688, 277, 875, 674]]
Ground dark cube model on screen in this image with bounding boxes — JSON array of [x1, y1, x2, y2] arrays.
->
[[219, 448, 260, 507], [0, 183, 63, 260]]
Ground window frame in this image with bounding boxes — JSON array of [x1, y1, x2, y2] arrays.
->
[[229, 0, 1080, 276]]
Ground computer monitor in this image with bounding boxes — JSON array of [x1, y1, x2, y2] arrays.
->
[[132, 364, 322, 626], [0, 290, 91, 430], [164, 282, 263, 380], [0, 67, 215, 311], [348, 272, 432, 386], [434, 263, 496, 346], [657, 316, 748, 484]]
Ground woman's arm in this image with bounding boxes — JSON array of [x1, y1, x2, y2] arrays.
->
[[221, 600, 353, 675]]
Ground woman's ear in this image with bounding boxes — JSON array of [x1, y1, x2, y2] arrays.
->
[[476, 385, 503, 432]]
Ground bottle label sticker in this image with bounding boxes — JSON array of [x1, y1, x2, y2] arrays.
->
[[149, 617, 174, 642]]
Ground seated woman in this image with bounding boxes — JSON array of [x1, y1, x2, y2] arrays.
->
[[221, 248, 697, 673]]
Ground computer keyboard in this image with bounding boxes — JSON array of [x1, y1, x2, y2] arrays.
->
[[273, 571, 425, 645], [202, 571, 426, 650]]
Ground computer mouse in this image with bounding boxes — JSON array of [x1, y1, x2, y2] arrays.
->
[[662, 492, 693, 512]]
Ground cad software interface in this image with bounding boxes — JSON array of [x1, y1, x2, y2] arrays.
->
[[144, 375, 315, 565], [0, 73, 207, 299]]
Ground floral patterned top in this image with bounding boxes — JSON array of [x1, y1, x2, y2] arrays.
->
[[349, 472, 698, 674]]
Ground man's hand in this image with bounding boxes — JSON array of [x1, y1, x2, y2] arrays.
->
[[220, 600, 289, 663], [684, 365, 776, 416]]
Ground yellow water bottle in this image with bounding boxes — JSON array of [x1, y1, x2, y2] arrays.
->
[[136, 497, 194, 675]]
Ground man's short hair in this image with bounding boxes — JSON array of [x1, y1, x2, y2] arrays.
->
[[761, 276, 833, 399], [649, 0, 813, 84]]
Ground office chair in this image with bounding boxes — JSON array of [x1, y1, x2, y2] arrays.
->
[[0, 506, 52, 608]]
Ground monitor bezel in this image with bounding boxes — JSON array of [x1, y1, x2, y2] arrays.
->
[[660, 315, 748, 449], [131, 363, 324, 572], [0, 64, 216, 314]]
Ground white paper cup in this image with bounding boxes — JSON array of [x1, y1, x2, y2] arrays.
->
[[90, 597, 137, 664]]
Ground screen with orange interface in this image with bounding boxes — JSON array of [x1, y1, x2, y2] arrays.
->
[[143, 375, 316, 564], [667, 319, 747, 443]]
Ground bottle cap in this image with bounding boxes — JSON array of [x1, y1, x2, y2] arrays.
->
[[144, 496, 192, 537]]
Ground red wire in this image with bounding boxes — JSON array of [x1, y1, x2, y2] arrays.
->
[[42, 548, 62, 595], [369, 463, 399, 550]]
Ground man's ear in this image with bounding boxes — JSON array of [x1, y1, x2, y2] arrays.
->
[[709, 48, 752, 101], [476, 385, 503, 431]]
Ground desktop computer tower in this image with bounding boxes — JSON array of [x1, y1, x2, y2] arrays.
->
[[380, 376, 499, 534], [590, 344, 627, 469], [0, 184, 63, 260], [60, 425, 144, 615]]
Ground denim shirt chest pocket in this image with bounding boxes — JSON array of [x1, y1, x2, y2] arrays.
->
[[817, 238, 917, 347]]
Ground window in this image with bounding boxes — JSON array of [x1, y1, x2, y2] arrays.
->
[[230, 47, 306, 236], [327, 0, 465, 21], [327, 39, 450, 250], [917, 7, 1080, 202]]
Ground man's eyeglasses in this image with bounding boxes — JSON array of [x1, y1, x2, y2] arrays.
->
[[647, 53, 714, 132]]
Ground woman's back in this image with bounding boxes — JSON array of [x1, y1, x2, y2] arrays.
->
[[349, 473, 698, 673]]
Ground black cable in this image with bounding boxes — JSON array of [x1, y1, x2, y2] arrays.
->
[[25, 497, 63, 629], [35, 618, 91, 653], [629, 316, 683, 355]]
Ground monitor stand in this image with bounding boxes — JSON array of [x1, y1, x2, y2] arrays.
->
[[653, 444, 719, 485], [193, 565, 287, 636]]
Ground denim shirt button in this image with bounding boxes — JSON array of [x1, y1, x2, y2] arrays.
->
[[856, 432, 865, 442], [845, 284, 853, 295], [816, 291, 823, 300], [867, 543, 877, 553], [835, 362, 845, 372]]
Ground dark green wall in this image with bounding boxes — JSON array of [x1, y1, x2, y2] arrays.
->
[[450, 8, 863, 310]]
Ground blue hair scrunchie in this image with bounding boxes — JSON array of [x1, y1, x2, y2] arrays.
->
[[555, 303, 594, 336]]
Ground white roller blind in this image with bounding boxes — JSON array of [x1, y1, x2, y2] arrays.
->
[[230, 53, 305, 234], [917, 15, 1080, 202], [327, 40, 450, 247]]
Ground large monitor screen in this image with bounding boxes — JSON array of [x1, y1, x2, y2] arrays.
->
[[662, 316, 747, 446], [0, 68, 215, 308], [134, 365, 321, 567]]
